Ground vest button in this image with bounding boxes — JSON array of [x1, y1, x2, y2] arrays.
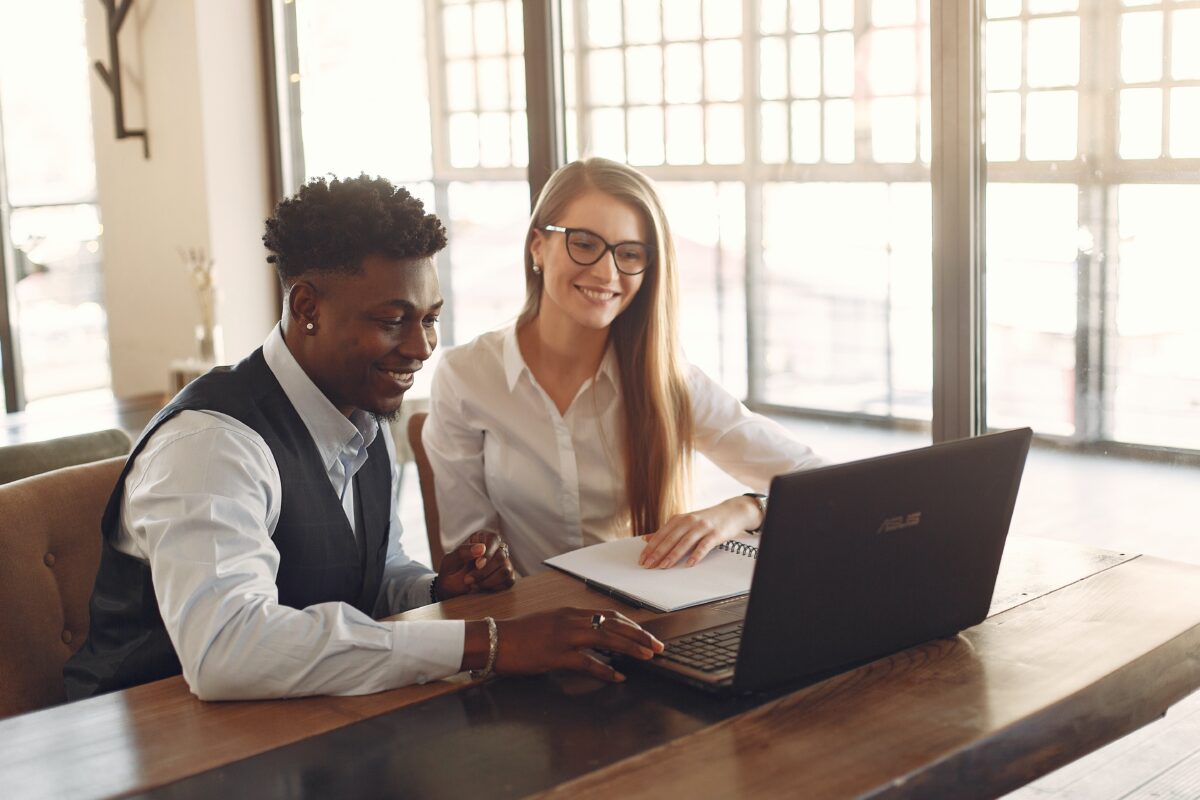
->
[[44, 552, 56, 567], [61, 630, 73, 645]]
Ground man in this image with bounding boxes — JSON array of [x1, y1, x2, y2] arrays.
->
[[65, 175, 661, 701]]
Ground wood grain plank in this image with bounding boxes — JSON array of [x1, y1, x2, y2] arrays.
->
[[531, 557, 1200, 800]]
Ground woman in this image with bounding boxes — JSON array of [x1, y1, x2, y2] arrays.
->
[[423, 158, 822, 576]]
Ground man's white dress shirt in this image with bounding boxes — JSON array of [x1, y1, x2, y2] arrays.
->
[[423, 325, 823, 577], [113, 325, 463, 700]]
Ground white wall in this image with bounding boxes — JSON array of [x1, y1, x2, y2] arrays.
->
[[85, 0, 276, 398]]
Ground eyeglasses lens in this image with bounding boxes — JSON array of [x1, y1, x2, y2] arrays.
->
[[565, 230, 648, 274]]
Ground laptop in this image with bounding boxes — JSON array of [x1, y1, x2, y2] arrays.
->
[[622, 427, 1032, 694]]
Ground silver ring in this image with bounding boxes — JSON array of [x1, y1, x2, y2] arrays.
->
[[499, 541, 510, 560], [591, 613, 605, 630]]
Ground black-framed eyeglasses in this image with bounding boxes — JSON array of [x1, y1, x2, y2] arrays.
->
[[541, 225, 652, 276]]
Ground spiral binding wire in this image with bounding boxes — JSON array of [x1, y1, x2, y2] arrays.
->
[[717, 539, 759, 559]]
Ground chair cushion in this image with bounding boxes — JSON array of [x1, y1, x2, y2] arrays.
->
[[0, 429, 131, 485], [0, 457, 124, 718]]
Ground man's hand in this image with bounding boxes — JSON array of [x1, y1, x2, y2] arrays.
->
[[462, 608, 665, 682], [638, 495, 762, 569], [436, 530, 516, 599]]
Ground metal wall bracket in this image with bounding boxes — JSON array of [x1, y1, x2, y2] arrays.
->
[[93, 0, 149, 159]]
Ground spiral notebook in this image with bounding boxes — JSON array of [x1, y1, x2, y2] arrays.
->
[[543, 534, 760, 613]]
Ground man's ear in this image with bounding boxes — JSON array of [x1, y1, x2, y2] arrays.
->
[[287, 280, 320, 327]]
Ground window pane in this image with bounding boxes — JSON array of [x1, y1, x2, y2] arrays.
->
[[1026, 16, 1080, 88], [660, 182, 747, 391], [985, 91, 1022, 162], [625, 0, 662, 43], [791, 100, 822, 163], [665, 105, 705, 164], [1121, 12, 1163, 84], [704, 40, 743, 102], [705, 104, 744, 164], [1025, 91, 1077, 160], [985, 21, 1022, 92], [790, 36, 822, 98], [444, 182, 530, 344], [1173, 10, 1200, 80], [1112, 186, 1200, 449], [761, 101, 789, 163], [297, 0, 433, 179], [627, 46, 664, 104], [627, 106, 665, 165], [985, 184, 1078, 435], [760, 37, 788, 100], [9, 205, 110, 402], [663, 0, 702, 40], [761, 183, 931, 419], [867, 28, 918, 96], [822, 32, 855, 97], [703, 0, 742, 38], [1169, 87, 1200, 158], [871, 97, 917, 163], [0, 1, 96, 206], [664, 43, 703, 103], [1120, 88, 1163, 159]]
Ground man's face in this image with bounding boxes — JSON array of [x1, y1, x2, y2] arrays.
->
[[304, 253, 442, 419]]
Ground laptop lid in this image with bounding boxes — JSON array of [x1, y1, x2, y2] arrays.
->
[[729, 427, 1032, 692]]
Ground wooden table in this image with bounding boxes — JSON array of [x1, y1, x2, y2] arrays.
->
[[3, 536, 1200, 799]]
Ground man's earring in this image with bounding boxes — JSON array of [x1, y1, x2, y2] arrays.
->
[[305, 321, 315, 333]]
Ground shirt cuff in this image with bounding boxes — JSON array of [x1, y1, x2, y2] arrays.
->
[[388, 619, 466, 685], [410, 572, 438, 609]]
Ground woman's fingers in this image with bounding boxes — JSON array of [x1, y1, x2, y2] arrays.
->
[[639, 517, 693, 567]]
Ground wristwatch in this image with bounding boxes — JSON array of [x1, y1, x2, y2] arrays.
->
[[743, 493, 768, 533]]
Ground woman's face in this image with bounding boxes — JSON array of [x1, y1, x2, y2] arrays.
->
[[529, 189, 648, 334]]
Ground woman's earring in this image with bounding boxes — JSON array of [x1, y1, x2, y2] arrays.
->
[[532, 264, 542, 274], [305, 322, 315, 333]]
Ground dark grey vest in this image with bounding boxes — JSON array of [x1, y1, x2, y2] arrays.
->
[[64, 347, 392, 699]]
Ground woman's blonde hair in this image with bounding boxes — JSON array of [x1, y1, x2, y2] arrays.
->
[[518, 158, 694, 535]]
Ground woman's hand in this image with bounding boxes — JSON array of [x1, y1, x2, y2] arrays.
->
[[462, 608, 665, 682], [436, 530, 517, 599], [638, 495, 762, 569]]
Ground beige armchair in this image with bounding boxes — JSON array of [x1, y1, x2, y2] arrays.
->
[[0, 457, 124, 719]]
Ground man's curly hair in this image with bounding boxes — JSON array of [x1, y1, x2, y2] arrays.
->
[[263, 174, 447, 284]]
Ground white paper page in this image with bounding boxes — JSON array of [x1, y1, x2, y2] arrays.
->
[[544, 535, 759, 612]]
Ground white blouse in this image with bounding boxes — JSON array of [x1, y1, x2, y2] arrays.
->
[[423, 326, 823, 576]]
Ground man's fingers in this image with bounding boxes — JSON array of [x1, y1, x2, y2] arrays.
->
[[568, 650, 625, 683]]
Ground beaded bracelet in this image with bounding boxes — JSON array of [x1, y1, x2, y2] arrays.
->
[[428, 575, 439, 605]]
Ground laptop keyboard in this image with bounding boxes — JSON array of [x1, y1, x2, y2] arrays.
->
[[660, 622, 743, 673]]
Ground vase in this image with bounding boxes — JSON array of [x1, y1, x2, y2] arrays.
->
[[196, 323, 220, 363]]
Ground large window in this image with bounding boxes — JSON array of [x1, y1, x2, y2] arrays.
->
[[274, 0, 531, 381], [560, 0, 932, 412], [983, 0, 1200, 452], [0, 0, 109, 411], [272, 0, 1200, 462]]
